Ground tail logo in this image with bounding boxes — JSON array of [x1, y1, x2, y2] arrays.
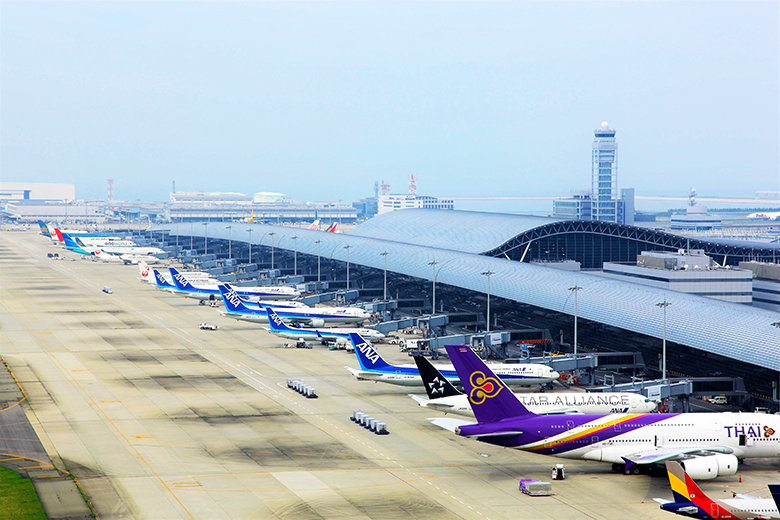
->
[[224, 287, 243, 308], [270, 312, 285, 328], [356, 342, 380, 364], [468, 371, 504, 405], [141, 266, 150, 278], [173, 273, 188, 286]]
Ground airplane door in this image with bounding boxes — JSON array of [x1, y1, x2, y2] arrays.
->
[[613, 420, 621, 433], [566, 420, 574, 431], [655, 435, 663, 447], [710, 503, 719, 518]]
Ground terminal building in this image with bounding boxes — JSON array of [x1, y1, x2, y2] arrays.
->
[[598, 250, 754, 304], [739, 261, 780, 312], [152, 208, 780, 405], [165, 191, 357, 223]]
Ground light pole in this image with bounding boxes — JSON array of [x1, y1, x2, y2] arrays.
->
[[381, 251, 390, 300], [175, 222, 179, 250], [291, 236, 298, 275], [269, 232, 276, 270], [481, 270, 495, 332], [343, 245, 352, 289], [315, 240, 322, 282], [226, 225, 232, 260], [246, 228, 253, 263], [202, 222, 209, 255], [568, 284, 582, 356], [656, 299, 672, 380], [429, 260, 439, 315], [190, 221, 193, 251]]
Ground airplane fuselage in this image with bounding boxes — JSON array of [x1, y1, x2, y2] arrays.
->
[[457, 412, 780, 463], [347, 363, 559, 387], [414, 392, 657, 417]]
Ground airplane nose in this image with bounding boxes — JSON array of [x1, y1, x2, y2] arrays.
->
[[551, 371, 560, 379]]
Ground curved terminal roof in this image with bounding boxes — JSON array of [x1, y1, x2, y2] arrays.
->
[[347, 209, 561, 254], [157, 220, 780, 372]]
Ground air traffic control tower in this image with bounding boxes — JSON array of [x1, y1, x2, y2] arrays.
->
[[592, 122, 619, 223]]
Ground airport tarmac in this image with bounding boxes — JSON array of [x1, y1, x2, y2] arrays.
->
[[2, 230, 779, 520]]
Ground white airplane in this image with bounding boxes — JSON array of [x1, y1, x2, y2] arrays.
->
[[68, 235, 137, 247], [308, 219, 321, 231], [655, 461, 780, 519], [409, 353, 656, 416], [169, 268, 300, 301], [346, 333, 560, 388], [430, 345, 780, 479], [217, 284, 369, 325], [265, 307, 384, 344], [747, 212, 780, 220], [96, 250, 162, 265]]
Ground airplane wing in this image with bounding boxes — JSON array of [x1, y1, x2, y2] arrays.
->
[[345, 366, 375, 380], [428, 417, 474, 433], [651, 498, 699, 515], [622, 446, 734, 467]]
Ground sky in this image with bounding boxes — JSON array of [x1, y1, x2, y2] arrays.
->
[[2, 1, 778, 211]]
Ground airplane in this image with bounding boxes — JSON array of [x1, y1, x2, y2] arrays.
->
[[409, 353, 656, 417], [345, 333, 560, 388], [264, 307, 384, 344], [217, 284, 370, 326], [309, 219, 321, 231], [138, 261, 210, 284], [326, 223, 338, 233], [59, 230, 163, 256], [69, 234, 136, 248], [429, 344, 780, 479], [654, 461, 780, 519], [59, 231, 95, 255], [169, 267, 300, 301], [747, 212, 780, 221]]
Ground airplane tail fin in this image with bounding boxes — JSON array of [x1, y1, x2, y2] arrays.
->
[[168, 267, 196, 291], [38, 221, 51, 237], [54, 228, 65, 243], [443, 345, 533, 424], [60, 231, 80, 249], [413, 354, 462, 399], [768, 484, 780, 511], [152, 269, 174, 288], [266, 307, 294, 332], [349, 333, 391, 370], [218, 284, 253, 313], [326, 223, 337, 233], [308, 219, 320, 231], [138, 260, 150, 279], [664, 461, 724, 515]]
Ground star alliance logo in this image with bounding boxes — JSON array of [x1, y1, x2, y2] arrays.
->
[[428, 377, 446, 395]]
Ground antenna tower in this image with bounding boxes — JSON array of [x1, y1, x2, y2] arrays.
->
[[374, 180, 379, 199], [107, 178, 114, 201], [408, 173, 417, 196], [380, 180, 390, 196]]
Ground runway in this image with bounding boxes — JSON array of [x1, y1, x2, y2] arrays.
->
[[1, 230, 777, 520]]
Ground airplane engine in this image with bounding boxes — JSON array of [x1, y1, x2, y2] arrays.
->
[[309, 319, 325, 328], [335, 337, 348, 344], [680, 454, 738, 480]]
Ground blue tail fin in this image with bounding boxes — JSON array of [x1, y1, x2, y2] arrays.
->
[[266, 308, 294, 332], [217, 284, 254, 313], [443, 345, 533, 424], [60, 231, 80, 249], [152, 269, 174, 288], [349, 333, 391, 370], [168, 267, 197, 291]]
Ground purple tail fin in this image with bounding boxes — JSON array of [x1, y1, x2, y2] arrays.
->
[[444, 345, 533, 424]]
